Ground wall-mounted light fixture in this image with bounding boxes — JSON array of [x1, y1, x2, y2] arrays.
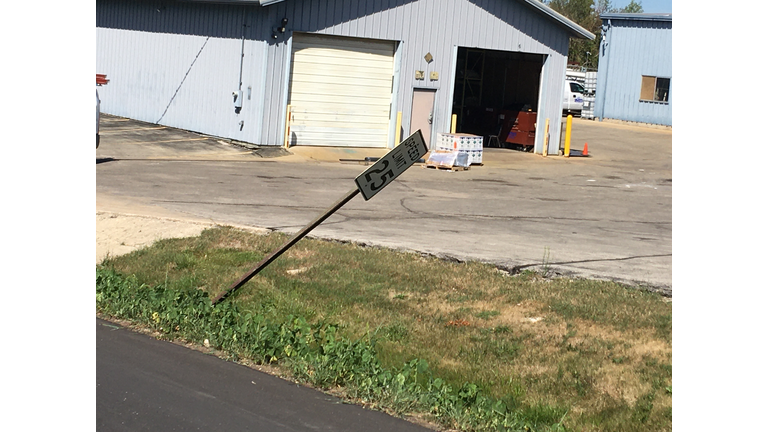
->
[[272, 18, 289, 40]]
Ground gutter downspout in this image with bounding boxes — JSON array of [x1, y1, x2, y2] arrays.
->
[[234, 6, 247, 117], [238, 6, 247, 92], [598, 19, 611, 121]]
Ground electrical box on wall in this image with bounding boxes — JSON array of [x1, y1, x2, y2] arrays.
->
[[233, 90, 243, 108]]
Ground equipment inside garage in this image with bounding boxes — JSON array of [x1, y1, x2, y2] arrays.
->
[[452, 48, 544, 151]]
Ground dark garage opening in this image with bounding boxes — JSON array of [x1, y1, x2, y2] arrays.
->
[[452, 47, 544, 150]]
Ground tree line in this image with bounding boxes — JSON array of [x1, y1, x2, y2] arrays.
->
[[546, 0, 643, 69]]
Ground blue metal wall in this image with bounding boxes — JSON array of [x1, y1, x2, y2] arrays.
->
[[97, 0, 575, 151], [594, 17, 672, 126]]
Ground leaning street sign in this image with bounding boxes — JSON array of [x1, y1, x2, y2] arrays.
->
[[213, 129, 428, 306], [355, 130, 428, 201]]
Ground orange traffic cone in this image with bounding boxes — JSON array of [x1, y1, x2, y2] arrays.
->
[[582, 143, 588, 156]]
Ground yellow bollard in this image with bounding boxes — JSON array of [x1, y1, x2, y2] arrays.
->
[[542, 118, 550, 157], [451, 114, 457, 134], [284, 104, 292, 149], [564, 115, 573, 158], [395, 111, 402, 145]]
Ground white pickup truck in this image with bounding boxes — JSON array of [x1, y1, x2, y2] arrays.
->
[[563, 80, 585, 116]]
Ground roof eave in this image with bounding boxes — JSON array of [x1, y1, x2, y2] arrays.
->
[[181, 0, 595, 39], [179, 0, 284, 5], [600, 13, 672, 22], [259, 0, 595, 39], [521, 0, 595, 40]]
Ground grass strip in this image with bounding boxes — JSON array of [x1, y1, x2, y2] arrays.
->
[[97, 267, 564, 431], [97, 226, 672, 431]]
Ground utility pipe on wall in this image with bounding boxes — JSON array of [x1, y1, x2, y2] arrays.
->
[[238, 8, 246, 92]]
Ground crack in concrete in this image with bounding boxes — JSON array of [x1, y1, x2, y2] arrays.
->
[[510, 253, 672, 270], [400, 197, 417, 214], [499, 254, 673, 296], [155, 198, 672, 228], [504, 254, 672, 292]]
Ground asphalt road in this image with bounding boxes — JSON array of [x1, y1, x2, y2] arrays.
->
[[96, 115, 672, 293], [96, 318, 431, 432]]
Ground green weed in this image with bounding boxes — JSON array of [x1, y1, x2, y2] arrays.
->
[[97, 226, 672, 432], [475, 310, 501, 320], [97, 267, 565, 431]]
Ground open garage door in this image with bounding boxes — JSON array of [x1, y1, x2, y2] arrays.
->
[[288, 33, 395, 148], [453, 48, 544, 150]]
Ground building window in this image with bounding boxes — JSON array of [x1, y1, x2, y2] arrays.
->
[[640, 76, 670, 103]]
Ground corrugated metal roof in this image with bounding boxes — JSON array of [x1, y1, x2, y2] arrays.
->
[[178, 1, 281, 5], [600, 13, 672, 22], [181, 0, 595, 40]]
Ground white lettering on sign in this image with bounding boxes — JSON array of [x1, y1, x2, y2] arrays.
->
[[354, 130, 428, 201]]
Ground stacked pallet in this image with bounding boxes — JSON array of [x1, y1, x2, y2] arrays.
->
[[435, 133, 483, 165], [423, 152, 470, 171], [421, 133, 484, 171]]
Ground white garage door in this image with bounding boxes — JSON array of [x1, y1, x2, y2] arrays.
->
[[289, 33, 395, 148]]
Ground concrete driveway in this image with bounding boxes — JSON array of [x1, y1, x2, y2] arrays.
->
[[96, 115, 672, 294]]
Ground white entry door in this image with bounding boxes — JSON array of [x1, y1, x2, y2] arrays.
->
[[410, 89, 436, 149]]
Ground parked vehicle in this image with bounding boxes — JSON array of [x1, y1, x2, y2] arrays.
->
[[563, 80, 585, 116], [96, 89, 101, 148]]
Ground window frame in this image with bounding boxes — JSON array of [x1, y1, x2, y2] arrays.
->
[[639, 75, 670, 104], [570, 82, 585, 94]]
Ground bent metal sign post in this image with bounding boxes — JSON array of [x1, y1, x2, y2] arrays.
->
[[212, 130, 428, 305]]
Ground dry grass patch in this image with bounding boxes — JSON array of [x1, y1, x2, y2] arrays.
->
[[286, 247, 316, 260], [100, 226, 671, 432]]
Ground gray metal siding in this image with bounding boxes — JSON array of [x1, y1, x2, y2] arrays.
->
[[97, 0, 573, 150], [97, 0, 270, 142], [262, 0, 571, 150], [594, 18, 672, 126]]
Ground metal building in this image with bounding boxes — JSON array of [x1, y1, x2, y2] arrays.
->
[[96, 0, 593, 154], [594, 13, 672, 126]]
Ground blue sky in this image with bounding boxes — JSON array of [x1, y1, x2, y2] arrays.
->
[[611, 0, 672, 13]]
